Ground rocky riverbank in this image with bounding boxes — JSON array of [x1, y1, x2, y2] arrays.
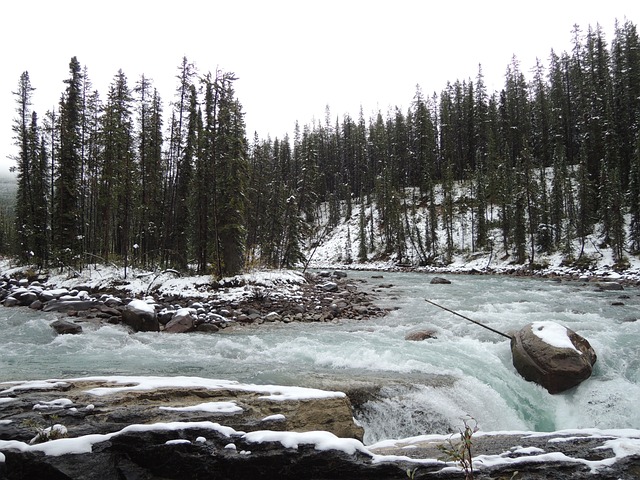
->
[[0, 267, 387, 335]]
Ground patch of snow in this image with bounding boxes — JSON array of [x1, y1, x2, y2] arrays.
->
[[165, 439, 191, 445], [127, 299, 155, 314], [195, 436, 206, 443], [243, 430, 367, 456], [58, 375, 348, 401], [0, 398, 16, 404], [32, 398, 74, 410], [512, 446, 545, 454], [0, 380, 70, 395], [262, 414, 286, 422], [531, 322, 581, 353], [224, 443, 237, 450], [159, 401, 243, 414]]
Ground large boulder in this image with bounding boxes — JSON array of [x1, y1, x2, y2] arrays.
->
[[121, 300, 159, 332], [510, 321, 597, 394], [164, 308, 197, 333]]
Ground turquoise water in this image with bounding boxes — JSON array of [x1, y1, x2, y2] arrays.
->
[[1, 272, 639, 444]]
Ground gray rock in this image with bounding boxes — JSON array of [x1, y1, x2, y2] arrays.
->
[[405, 329, 438, 341], [319, 281, 339, 292], [43, 300, 99, 313], [3, 296, 19, 307], [28, 300, 43, 310], [596, 282, 624, 291], [121, 301, 159, 332], [50, 319, 83, 335], [430, 276, 451, 284], [264, 311, 282, 322], [12, 289, 39, 306], [195, 322, 220, 333], [164, 309, 196, 333]]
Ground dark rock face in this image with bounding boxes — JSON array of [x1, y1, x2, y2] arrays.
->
[[430, 277, 451, 284], [50, 319, 83, 335], [511, 322, 597, 393], [121, 301, 159, 332]]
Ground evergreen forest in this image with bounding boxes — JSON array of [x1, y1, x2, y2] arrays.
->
[[4, 21, 640, 276]]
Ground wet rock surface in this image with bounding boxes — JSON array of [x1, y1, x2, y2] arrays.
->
[[511, 322, 597, 394]]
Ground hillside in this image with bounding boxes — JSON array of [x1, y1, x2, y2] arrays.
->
[[305, 187, 640, 279], [0, 173, 16, 213]]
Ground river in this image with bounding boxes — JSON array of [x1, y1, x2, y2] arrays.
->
[[1, 271, 639, 444]]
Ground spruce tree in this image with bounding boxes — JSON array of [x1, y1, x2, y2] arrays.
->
[[214, 73, 248, 276], [53, 56, 83, 267], [11, 71, 37, 263]]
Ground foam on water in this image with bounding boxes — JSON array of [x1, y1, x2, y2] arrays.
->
[[1, 271, 639, 443]]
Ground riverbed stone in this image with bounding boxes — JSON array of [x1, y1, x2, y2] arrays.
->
[[121, 301, 159, 332], [430, 276, 451, 284], [510, 322, 597, 394], [405, 329, 438, 341], [164, 308, 196, 333], [50, 318, 83, 335]]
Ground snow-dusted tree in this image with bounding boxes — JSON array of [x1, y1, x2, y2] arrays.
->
[[98, 70, 135, 275], [134, 75, 164, 267], [53, 57, 83, 267]]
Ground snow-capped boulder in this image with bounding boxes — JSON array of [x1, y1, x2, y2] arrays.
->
[[122, 299, 159, 332], [510, 321, 597, 394], [11, 288, 38, 306]]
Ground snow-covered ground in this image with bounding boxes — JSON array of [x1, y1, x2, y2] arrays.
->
[[306, 196, 640, 282]]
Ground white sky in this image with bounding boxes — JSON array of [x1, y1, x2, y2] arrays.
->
[[1, 0, 639, 176]]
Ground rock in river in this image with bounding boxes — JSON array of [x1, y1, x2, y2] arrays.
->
[[510, 321, 597, 394]]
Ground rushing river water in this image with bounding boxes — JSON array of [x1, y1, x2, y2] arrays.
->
[[1, 271, 639, 444]]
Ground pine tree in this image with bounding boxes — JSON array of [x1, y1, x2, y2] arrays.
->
[[214, 73, 248, 277], [53, 57, 83, 267], [98, 69, 135, 275], [135, 75, 164, 267], [357, 198, 368, 262], [629, 132, 640, 252], [11, 71, 37, 263]]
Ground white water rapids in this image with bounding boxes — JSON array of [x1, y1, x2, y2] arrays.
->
[[1, 271, 639, 444]]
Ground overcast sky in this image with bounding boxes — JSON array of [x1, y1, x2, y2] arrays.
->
[[1, 0, 639, 175]]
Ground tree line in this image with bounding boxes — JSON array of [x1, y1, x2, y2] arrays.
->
[[8, 56, 247, 277], [5, 20, 640, 274], [246, 20, 640, 269]]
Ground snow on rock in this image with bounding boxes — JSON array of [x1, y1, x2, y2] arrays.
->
[[243, 429, 367, 456], [262, 414, 286, 422], [32, 398, 74, 410], [531, 321, 581, 353], [126, 299, 155, 314], [74, 375, 346, 401], [159, 401, 243, 414]]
